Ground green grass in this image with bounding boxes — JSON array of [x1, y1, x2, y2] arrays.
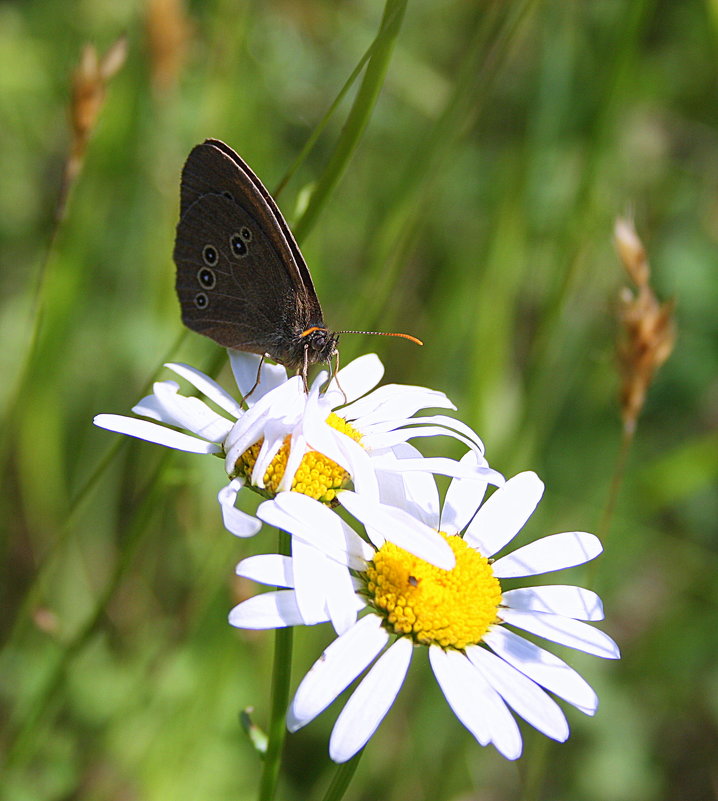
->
[[2, 1, 718, 799]]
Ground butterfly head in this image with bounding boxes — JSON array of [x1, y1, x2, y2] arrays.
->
[[300, 326, 339, 365]]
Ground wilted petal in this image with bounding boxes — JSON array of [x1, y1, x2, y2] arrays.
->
[[218, 478, 262, 538]]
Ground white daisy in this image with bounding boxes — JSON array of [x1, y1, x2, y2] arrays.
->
[[94, 351, 503, 547], [229, 464, 620, 762]]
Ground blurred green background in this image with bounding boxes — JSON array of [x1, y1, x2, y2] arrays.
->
[[2, 0, 717, 799]]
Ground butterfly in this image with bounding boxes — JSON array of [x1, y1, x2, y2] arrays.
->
[[174, 139, 420, 389]]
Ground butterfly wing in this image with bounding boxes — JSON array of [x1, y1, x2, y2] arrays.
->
[[174, 141, 325, 369]]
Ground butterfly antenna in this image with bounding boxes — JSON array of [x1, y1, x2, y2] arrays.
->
[[336, 330, 423, 346]]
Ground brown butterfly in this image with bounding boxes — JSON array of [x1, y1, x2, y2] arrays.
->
[[174, 139, 420, 388]]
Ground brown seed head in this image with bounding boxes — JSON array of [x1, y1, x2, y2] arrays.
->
[[614, 217, 676, 433]]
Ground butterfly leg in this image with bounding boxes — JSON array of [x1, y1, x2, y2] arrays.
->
[[299, 344, 310, 393], [242, 355, 266, 402]]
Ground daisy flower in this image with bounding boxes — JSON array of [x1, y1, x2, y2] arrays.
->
[[230, 463, 620, 762], [94, 351, 503, 550]]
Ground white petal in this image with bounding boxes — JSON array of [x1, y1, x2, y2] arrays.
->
[[288, 615, 389, 731], [362, 413, 484, 449], [492, 532, 603, 578], [93, 414, 221, 453], [483, 626, 599, 714], [364, 417, 486, 462], [165, 362, 244, 417], [500, 608, 620, 659], [251, 418, 290, 488], [301, 403, 379, 500], [339, 491, 455, 570], [369, 454, 503, 486], [276, 429, 307, 492], [150, 380, 234, 442], [324, 353, 385, 408], [465, 645, 568, 742], [223, 377, 304, 472], [329, 637, 413, 763], [292, 537, 337, 625], [429, 647, 522, 760], [502, 586, 604, 621], [377, 442, 440, 527], [218, 479, 262, 538], [228, 589, 307, 629], [235, 554, 293, 587], [342, 384, 455, 425], [132, 382, 179, 423], [259, 494, 374, 568], [228, 350, 288, 404], [441, 452, 488, 535], [323, 552, 364, 635], [465, 472, 544, 556]]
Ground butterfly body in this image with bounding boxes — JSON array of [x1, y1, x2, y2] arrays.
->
[[174, 139, 337, 374]]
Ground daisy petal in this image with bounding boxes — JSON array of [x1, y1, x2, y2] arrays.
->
[[370, 454, 503, 485], [323, 553, 364, 635], [288, 615, 389, 732], [362, 413, 484, 449], [218, 479, 262, 538], [484, 626, 599, 714], [341, 385, 455, 425], [441, 452, 489, 535], [235, 554, 293, 587], [500, 609, 620, 659], [466, 645, 569, 742], [377, 442, 440, 527], [292, 537, 337, 625], [132, 382, 180, 423], [329, 637, 413, 763], [339, 490, 455, 570], [502, 586, 604, 621], [149, 380, 233, 441], [228, 589, 307, 629], [324, 353, 385, 407], [259, 494, 373, 568], [300, 402, 379, 499], [492, 532, 603, 578], [165, 362, 244, 417], [228, 350, 287, 404], [93, 414, 221, 453], [465, 471, 544, 557], [430, 647, 522, 760]]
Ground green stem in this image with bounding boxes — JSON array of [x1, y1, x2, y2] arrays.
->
[[292, 0, 408, 244], [258, 528, 293, 801], [320, 750, 364, 801]]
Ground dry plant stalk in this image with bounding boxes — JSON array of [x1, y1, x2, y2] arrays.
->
[[59, 35, 128, 219], [146, 0, 191, 96], [615, 217, 676, 434], [596, 218, 677, 547]]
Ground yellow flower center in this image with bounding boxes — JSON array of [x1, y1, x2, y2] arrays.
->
[[364, 532, 502, 649], [233, 413, 361, 503]]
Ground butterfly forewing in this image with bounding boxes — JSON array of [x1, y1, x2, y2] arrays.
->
[[175, 141, 330, 370]]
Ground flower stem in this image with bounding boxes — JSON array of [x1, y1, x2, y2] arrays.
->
[[320, 750, 363, 801], [258, 528, 294, 801]]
